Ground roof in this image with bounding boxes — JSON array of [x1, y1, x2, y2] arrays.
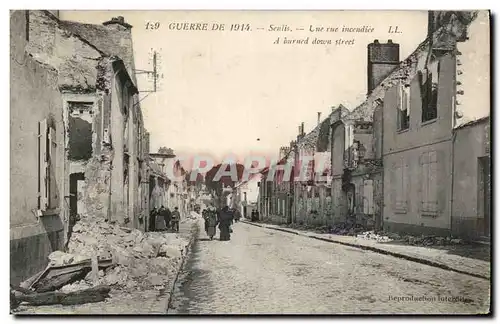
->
[[454, 116, 490, 130], [58, 18, 137, 85], [344, 11, 480, 124], [149, 152, 176, 159]]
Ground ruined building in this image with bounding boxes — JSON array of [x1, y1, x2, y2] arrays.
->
[[380, 11, 489, 239], [255, 11, 490, 241], [10, 10, 150, 284], [11, 10, 67, 285]]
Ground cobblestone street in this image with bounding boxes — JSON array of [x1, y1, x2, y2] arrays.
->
[[169, 222, 490, 315]]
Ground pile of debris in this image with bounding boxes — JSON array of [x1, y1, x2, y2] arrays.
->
[[186, 211, 200, 220], [11, 215, 193, 310], [65, 215, 190, 290], [355, 230, 467, 246], [328, 222, 370, 236], [356, 231, 392, 242], [400, 235, 464, 246]]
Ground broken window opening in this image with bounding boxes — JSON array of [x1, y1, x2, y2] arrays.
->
[[397, 83, 410, 131], [68, 102, 93, 161], [420, 60, 440, 123]]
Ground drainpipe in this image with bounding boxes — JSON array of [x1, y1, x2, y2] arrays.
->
[[450, 129, 457, 237]]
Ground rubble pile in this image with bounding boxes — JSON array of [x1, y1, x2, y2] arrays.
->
[[327, 223, 369, 236], [187, 211, 200, 220], [282, 221, 467, 247], [400, 235, 464, 246], [356, 231, 392, 242], [355, 230, 466, 246], [49, 215, 193, 294]]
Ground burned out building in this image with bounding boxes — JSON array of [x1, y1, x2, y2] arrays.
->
[[10, 10, 67, 285], [25, 11, 150, 231], [256, 11, 489, 242], [380, 11, 488, 238], [10, 10, 151, 284]]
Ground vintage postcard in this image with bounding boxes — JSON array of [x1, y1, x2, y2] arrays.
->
[[10, 10, 491, 315]]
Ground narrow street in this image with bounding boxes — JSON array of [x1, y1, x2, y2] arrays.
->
[[169, 221, 490, 315]]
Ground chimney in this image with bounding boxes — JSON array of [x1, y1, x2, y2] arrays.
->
[[298, 125, 302, 136], [427, 11, 435, 37], [317, 112, 322, 125], [47, 10, 59, 18], [301, 122, 305, 135], [103, 16, 133, 29], [367, 39, 400, 94]]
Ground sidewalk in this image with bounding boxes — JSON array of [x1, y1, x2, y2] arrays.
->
[[241, 220, 490, 280]]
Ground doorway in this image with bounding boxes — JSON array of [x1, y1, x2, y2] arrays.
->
[[478, 156, 490, 237], [68, 172, 85, 246]]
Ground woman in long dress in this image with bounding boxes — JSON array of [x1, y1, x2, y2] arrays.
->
[[218, 206, 233, 241], [155, 206, 167, 231], [206, 210, 217, 240]]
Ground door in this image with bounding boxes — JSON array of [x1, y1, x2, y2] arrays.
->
[[68, 172, 85, 246], [480, 157, 491, 237]]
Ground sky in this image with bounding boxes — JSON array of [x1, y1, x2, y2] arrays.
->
[[60, 10, 428, 164]]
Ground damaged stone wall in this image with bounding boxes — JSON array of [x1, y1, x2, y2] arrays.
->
[[10, 10, 67, 284], [453, 11, 490, 128], [26, 11, 104, 92], [67, 61, 113, 224]]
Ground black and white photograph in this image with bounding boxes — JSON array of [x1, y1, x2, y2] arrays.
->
[[9, 9, 491, 315]]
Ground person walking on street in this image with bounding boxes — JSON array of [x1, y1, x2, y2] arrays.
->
[[218, 205, 233, 241], [156, 205, 167, 231], [164, 207, 172, 230], [204, 208, 217, 240], [149, 207, 158, 232], [171, 207, 180, 233], [234, 208, 241, 223]]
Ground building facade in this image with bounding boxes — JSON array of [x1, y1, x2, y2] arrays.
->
[[381, 11, 486, 237], [255, 11, 489, 241], [10, 10, 67, 285], [10, 10, 151, 284]]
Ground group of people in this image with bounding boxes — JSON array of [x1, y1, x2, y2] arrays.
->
[[202, 204, 242, 241], [149, 206, 180, 233]]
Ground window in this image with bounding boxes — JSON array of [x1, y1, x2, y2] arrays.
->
[[392, 159, 408, 213], [419, 60, 440, 123], [420, 151, 439, 215], [38, 119, 57, 211], [397, 83, 410, 130]]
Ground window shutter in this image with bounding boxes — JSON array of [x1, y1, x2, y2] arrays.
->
[[390, 164, 396, 209], [38, 119, 48, 210], [432, 150, 445, 213], [419, 152, 429, 212], [395, 164, 404, 210], [402, 162, 409, 210], [48, 126, 57, 208], [427, 154, 438, 213]]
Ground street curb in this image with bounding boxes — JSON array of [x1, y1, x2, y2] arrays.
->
[[165, 220, 200, 312], [241, 220, 489, 281]]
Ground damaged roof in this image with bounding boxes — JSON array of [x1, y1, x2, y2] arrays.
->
[[343, 12, 481, 124], [58, 18, 137, 84]]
